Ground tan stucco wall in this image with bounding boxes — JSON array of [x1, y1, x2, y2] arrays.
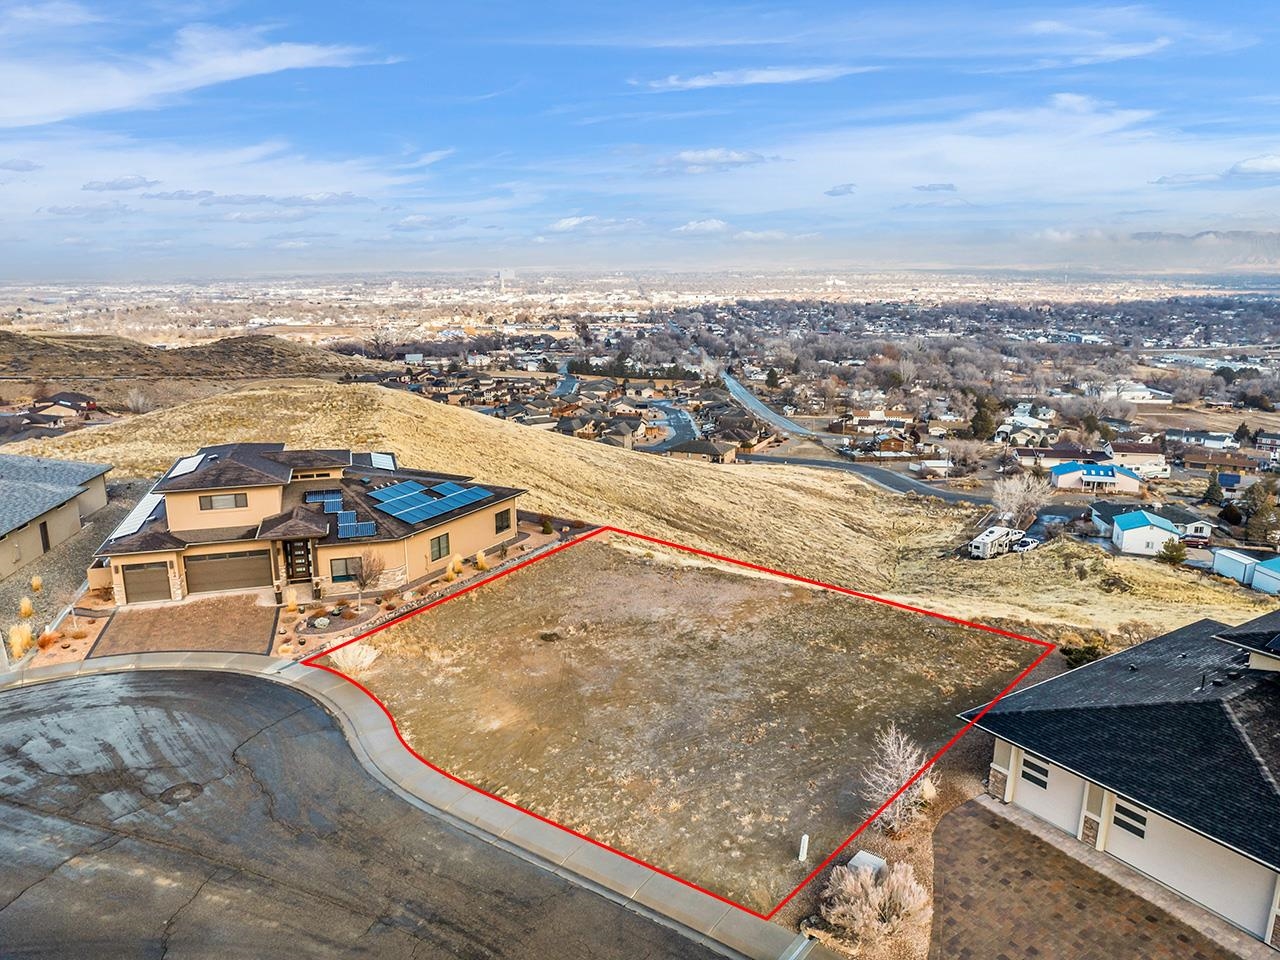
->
[[165, 486, 283, 533], [0, 473, 107, 580], [109, 550, 182, 604]]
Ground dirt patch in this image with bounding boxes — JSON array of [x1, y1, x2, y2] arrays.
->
[[350, 536, 1042, 913], [90, 594, 278, 657]]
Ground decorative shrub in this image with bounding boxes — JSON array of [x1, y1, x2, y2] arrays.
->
[[30, 575, 43, 593], [328, 642, 380, 680], [541, 519, 554, 534], [18, 597, 34, 619], [341, 609, 357, 621], [37, 632, 60, 650], [7, 623, 34, 660], [820, 861, 930, 943]]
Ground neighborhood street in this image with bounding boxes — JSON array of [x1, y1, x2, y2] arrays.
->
[[0, 671, 720, 960], [720, 371, 819, 438], [739, 453, 994, 505], [640, 399, 700, 452]]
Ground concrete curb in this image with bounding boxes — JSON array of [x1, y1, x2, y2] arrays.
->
[[0, 653, 838, 960]]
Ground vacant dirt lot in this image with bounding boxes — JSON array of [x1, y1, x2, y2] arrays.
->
[[350, 536, 1041, 913]]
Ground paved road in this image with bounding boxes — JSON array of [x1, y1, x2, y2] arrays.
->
[[739, 453, 993, 505], [551, 360, 579, 398], [640, 400, 700, 453], [720, 372, 818, 438], [0, 671, 720, 960]]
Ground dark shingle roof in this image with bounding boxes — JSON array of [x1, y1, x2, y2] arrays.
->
[[153, 443, 292, 492], [964, 617, 1280, 870], [0, 453, 111, 536], [1216, 609, 1280, 657]]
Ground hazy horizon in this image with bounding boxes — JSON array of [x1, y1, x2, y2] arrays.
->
[[2, 1, 1279, 281]]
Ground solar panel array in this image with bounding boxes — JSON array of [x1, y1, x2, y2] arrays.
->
[[337, 521, 377, 539], [323, 499, 343, 514], [369, 481, 492, 525], [304, 489, 342, 503]]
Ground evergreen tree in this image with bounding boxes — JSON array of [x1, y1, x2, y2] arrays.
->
[[1156, 539, 1188, 565], [765, 367, 780, 389], [1234, 421, 1253, 444], [1204, 471, 1223, 504]]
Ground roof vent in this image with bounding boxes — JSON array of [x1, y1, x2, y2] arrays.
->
[[1128, 664, 1139, 672]]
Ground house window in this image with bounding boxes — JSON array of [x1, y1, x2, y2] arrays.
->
[[1112, 802, 1147, 839], [198, 492, 248, 511], [430, 532, 450, 562], [1020, 756, 1050, 789], [331, 557, 360, 583], [495, 508, 512, 534]]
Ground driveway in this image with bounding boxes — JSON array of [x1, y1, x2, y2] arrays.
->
[[929, 801, 1240, 960], [639, 400, 700, 452], [90, 593, 279, 657], [0, 671, 720, 960]]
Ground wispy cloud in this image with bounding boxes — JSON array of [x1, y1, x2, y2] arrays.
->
[[0, 157, 41, 171], [0, 24, 371, 127], [548, 215, 596, 232], [665, 148, 771, 174], [42, 199, 135, 220], [644, 65, 877, 92], [673, 218, 728, 233], [83, 174, 159, 191], [143, 189, 370, 206], [1153, 153, 1280, 188], [913, 182, 956, 192], [824, 182, 856, 196], [392, 214, 468, 231]]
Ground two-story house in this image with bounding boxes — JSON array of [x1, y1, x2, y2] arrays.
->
[[89, 443, 523, 605]]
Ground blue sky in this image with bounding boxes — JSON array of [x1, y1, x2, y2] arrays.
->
[[1, 1, 1278, 279]]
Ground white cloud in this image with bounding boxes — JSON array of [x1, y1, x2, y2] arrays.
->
[[667, 148, 769, 173], [645, 65, 877, 92], [673, 218, 728, 233], [913, 182, 956, 192], [0, 157, 40, 171], [392, 214, 468, 231], [734, 229, 789, 241], [0, 24, 369, 127], [82, 174, 159, 191], [42, 199, 134, 219], [1227, 154, 1280, 180], [548, 215, 596, 231], [824, 182, 856, 196], [221, 209, 313, 223]]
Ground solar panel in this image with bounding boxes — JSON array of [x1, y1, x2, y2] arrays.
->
[[337, 510, 357, 525], [370, 452, 396, 471], [323, 499, 343, 514], [109, 492, 164, 540], [337, 521, 377, 539], [369, 480, 426, 503], [431, 481, 467, 496], [167, 454, 204, 478], [305, 489, 342, 503]]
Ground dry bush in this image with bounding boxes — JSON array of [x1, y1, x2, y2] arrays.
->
[[18, 597, 33, 619], [7, 623, 34, 661], [449, 554, 464, 575], [442, 570, 457, 583], [37, 632, 60, 650], [123, 387, 155, 414], [69, 629, 88, 640], [284, 586, 298, 613], [328, 642, 380, 679], [341, 609, 356, 620], [29, 575, 42, 593], [820, 861, 931, 944], [861, 722, 937, 834], [474, 550, 490, 572]]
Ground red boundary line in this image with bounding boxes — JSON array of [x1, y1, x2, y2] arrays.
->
[[302, 524, 1055, 921]]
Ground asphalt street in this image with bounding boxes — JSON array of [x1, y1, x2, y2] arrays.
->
[[738, 453, 994, 505], [0, 671, 721, 960], [720, 372, 817, 438], [640, 399, 700, 452]]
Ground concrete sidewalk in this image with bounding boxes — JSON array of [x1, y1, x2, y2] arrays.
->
[[1, 652, 838, 960]]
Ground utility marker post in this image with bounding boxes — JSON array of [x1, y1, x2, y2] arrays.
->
[[798, 833, 809, 862]]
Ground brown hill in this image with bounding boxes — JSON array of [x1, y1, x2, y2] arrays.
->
[[0, 330, 388, 381], [10, 379, 1271, 635]]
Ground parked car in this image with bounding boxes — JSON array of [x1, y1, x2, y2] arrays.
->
[[1181, 535, 1210, 548], [1011, 537, 1041, 553]]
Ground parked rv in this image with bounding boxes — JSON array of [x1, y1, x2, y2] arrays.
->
[[969, 525, 1026, 559]]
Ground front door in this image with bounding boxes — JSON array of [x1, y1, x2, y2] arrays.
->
[[283, 540, 313, 582]]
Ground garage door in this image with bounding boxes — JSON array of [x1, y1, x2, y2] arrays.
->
[[121, 562, 171, 603], [184, 550, 273, 594]]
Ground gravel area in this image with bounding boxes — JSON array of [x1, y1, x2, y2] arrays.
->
[[0, 480, 147, 632]]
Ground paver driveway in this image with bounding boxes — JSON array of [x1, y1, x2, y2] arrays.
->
[[90, 594, 278, 656], [929, 801, 1240, 960]]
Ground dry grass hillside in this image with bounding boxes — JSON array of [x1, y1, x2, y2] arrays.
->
[[12, 379, 1272, 636]]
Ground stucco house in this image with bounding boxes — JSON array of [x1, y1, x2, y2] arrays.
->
[[88, 443, 523, 605], [965, 613, 1280, 948], [1090, 501, 1214, 542], [665, 439, 737, 463], [0, 453, 111, 580], [1049, 461, 1144, 494]]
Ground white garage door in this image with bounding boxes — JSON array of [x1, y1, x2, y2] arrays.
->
[[1012, 754, 1085, 835], [1106, 801, 1278, 937]]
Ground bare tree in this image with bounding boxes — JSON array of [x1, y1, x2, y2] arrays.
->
[[365, 322, 398, 361], [353, 550, 387, 613], [992, 474, 1053, 526], [861, 722, 937, 834], [123, 388, 155, 414]]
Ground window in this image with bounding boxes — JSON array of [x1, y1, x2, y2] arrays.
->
[[1112, 802, 1147, 839], [330, 557, 360, 583], [1020, 756, 1050, 789], [430, 532, 450, 562], [495, 508, 512, 534], [198, 492, 248, 511]]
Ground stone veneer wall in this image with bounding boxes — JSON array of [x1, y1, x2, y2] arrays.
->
[[987, 767, 1008, 801]]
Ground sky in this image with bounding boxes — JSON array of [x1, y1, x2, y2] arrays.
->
[[1, 1, 1279, 280]]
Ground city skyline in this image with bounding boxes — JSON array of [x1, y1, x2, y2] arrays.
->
[[1, 1, 1279, 279]]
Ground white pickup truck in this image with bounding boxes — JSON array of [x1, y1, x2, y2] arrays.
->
[[968, 525, 1027, 560]]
